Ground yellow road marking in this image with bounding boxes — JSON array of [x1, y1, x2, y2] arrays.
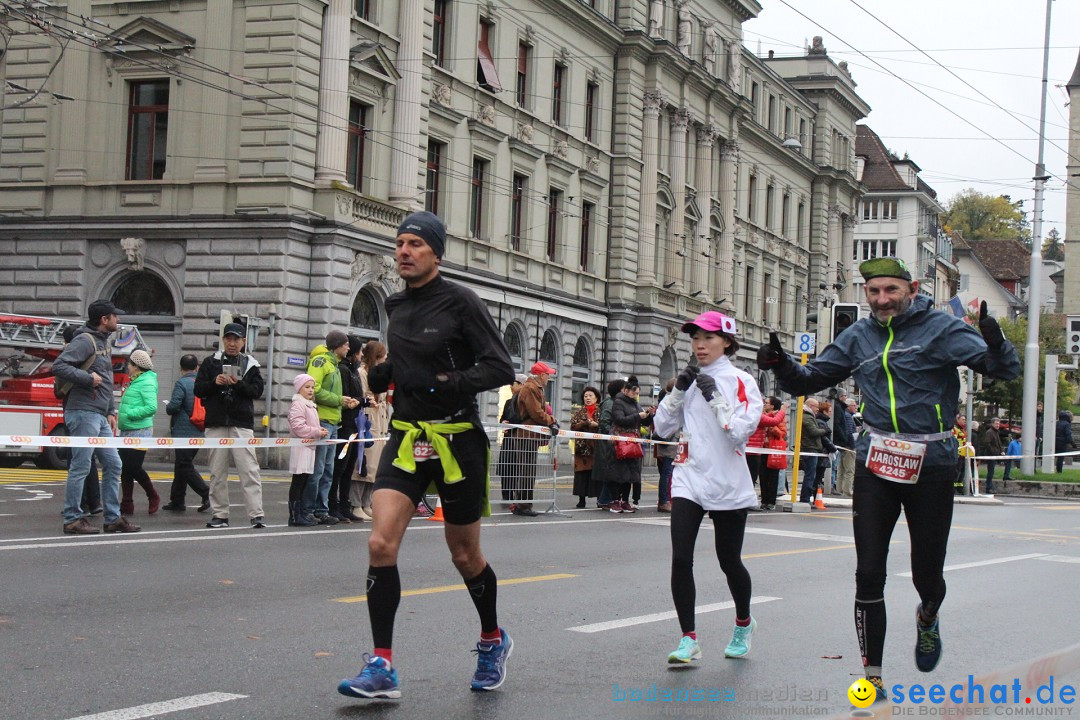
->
[[743, 543, 866, 560], [332, 572, 578, 603]]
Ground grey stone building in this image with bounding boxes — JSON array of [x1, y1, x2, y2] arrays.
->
[[0, 0, 868, 458]]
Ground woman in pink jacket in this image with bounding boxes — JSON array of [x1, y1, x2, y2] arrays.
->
[[288, 373, 328, 526]]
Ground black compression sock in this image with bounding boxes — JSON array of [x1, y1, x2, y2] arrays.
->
[[367, 565, 401, 650], [464, 564, 499, 635]]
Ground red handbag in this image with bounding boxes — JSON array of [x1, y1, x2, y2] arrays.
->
[[765, 440, 788, 470], [614, 434, 644, 461]]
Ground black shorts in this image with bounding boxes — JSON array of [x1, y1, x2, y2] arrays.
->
[[374, 426, 490, 525]]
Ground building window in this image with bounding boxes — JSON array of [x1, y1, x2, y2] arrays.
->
[[781, 193, 790, 238], [112, 270, 176, 316], [546, 188, 562, 262], [433, 0, 448, 67], [750, 82, 758, 108], [516, 42, 530, 108], [511, 173, 527, 251], [126, 79, 169, 180], [767, 95, 776, 133], [882, 200, 897, 221], [552, 63, 566, 126], [797, 201, 805, 244], [779, 279, 789, 329], [540, 330, 560, 409], [503, 324, 524, 372], [571, 336, 591, 403], [765, 184, 774, 229], [743, 265, 755, 318], [349, 287, 382, 336], [476, 19, 501, 92], [584, 81, 598, 143], [580, 201, 594, 271], [346, 101, 369, 191], [799, 118, 807, 150], [470, 157, 488, 240], [355, 0, 370, 20], [784, 107, 792, 137], [425, 140, 444, 214], [762, 272, 771, 321], [747, 174, 757, 222]]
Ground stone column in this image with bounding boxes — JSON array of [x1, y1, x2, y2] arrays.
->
[[718, 139, 739, 304], [314, 0, 350, 186], [53, 0, 92, 183], [841, 214, 856, 302], [639, 90, 664, 285], [389, 0, 425, 205], [693, 125, 716, 295], [669, 109, 690, 291], [827, 204, 841, 288]]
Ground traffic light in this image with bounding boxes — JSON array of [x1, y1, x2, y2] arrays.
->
[[1067, 316, 1080, 356], [832, 303, 860, 342]]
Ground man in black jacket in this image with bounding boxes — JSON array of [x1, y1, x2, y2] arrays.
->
[[194, 322, 266, 529], [338, 211, 515, 701]]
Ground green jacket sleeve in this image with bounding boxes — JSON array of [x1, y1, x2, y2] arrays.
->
[[119, 374, 158, 426], [308, 355, 342, 409]]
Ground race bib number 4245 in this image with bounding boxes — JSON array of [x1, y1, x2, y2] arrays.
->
[[865, 433, 926, 484]]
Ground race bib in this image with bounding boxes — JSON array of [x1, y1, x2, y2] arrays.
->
[[674, 436, 689, 465], [866, 433, 925, 484], [413, 440, 439, 462]]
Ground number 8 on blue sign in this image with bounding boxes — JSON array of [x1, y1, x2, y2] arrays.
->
[[793, 332, 816, 355]]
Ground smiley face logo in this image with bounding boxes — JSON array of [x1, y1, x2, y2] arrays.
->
[[848, 678, 877, 708]]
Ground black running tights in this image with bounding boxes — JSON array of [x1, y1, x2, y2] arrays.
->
[[852, 466, 954, 669], [669, 497, 752, 634]]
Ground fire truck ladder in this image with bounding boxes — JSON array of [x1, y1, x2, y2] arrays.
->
[[0, 314, 147, 375]]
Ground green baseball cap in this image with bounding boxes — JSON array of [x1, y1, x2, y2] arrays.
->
[[859, 257, 912, 281]]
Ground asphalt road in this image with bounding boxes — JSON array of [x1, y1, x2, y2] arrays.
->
[[1, 465, 1078, 720]]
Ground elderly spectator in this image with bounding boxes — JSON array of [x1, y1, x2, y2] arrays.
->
[[608, 376, 653, 513], [570, 386, 602, 508], [513, 362, 559, 516]]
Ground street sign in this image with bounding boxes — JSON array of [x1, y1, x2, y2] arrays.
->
[[286, 356, 307, 367], [794, 332, 816, 355]]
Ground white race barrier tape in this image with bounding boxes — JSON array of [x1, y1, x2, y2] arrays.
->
[[0, 434, 348, 449]]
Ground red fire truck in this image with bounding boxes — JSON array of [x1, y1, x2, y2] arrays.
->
[[0, 314, 146, 469]]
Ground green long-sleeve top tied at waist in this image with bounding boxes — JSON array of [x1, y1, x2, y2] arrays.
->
[[391, 419, 491, 517]]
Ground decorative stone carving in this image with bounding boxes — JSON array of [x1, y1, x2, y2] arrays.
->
[[553, 139, 569, 159], [720, 140, 739, 161], [842, 214, 857, 230], [696, 124, 717, 145], [376, 254, 403, 292], [586, 156, 601, 175], [675, 0, 692, 55], [524, 25, 536, 44], [666, 324, 679, 348], [558, 46, 570, 64], [351, 251, 372, 281], [515, 122, 534, 144], [477, 104, 496, 126], [649, 0, 664, 37], [727, 35, 742, 87], [643, 89, 665, 114], [702, 20, 719, 76], [838, 61, 850, 75], [336, 193, 353, 216], [808, 36, 827, 56], [163, 242, 184, 268], [90, 243, 113, 268], [120, 237, 146, 271], [672, 108, 692, 132], [432, 82, 452, 107]]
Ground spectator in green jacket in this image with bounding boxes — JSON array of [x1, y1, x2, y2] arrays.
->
[[300, 330, 360, 525], [118, 349, 160, 515]]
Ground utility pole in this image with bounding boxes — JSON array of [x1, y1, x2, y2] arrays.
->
[[1020, 0, 1052, 475]]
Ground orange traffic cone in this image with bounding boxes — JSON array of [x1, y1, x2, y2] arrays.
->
[[427, 496, 445, 522], [813, 485, 827, 510]]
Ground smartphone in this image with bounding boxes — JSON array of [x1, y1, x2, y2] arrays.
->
[[222, 365, 241, 379]]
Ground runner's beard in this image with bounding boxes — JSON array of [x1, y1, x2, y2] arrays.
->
[[871, 295, 913, 323]]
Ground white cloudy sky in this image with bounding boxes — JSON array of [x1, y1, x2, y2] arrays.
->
[[744, 0, 1079, 244]]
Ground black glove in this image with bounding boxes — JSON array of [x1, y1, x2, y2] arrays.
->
[[756, 332, 788, 370], [695, 373, 717, 401], [978, 301, 1005, 351], [675, 364, 699, 391], [548, 422, 560, 438], [367, 362, 393, 394]]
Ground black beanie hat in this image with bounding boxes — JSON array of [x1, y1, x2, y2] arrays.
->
[[347, 334, 364, 357], [396, 211, 446, 259]]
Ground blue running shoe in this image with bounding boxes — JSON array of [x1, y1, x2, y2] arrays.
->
[[914, 604, 942, 672], [667, 636, 702, 664], [337, 655, 401, 699], [723, 617, 757, 658], [470, 628, 513, 691]]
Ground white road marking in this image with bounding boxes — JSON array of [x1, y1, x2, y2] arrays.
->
[[62, 692, 246, 720], [567, 596, 781, 633], [1037, 555, 1080, 564], [746, 527, 855, 543], [896, 553, 1047, 577]]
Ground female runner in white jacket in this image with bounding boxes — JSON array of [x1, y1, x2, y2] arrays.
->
[[653, 311, 764, 664]]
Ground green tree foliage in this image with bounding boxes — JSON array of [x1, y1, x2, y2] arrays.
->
[[1042, 227, 1064, 262], [944, 190, 1031, 246], [975, 313, 1074, 423]]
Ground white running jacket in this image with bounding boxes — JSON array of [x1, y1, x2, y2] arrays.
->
[[654, 355, 764, 511]]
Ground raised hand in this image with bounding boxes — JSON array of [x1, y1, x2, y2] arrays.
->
[[978, 301, 1005, 351], [756, 332, 788, 370], [675, 364, 699, 391], [695, 373, 717, 401]]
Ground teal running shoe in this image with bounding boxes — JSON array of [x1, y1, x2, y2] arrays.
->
[[723, 617, 757, 658], [667, 636, 702, 664]]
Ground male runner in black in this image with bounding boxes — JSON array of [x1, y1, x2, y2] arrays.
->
[[338, 211, 515, 699]]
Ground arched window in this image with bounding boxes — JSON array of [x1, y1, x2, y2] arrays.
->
[[503, 324, 524, 373], [659, 346, 678, 389], [349, 287, 382, 340], [540, 329, 560, 410], [110, 271, 175, 316], [571, 336, 591, 403]]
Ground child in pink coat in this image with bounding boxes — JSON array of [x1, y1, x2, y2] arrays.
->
[[288, 374, 327, 526]]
